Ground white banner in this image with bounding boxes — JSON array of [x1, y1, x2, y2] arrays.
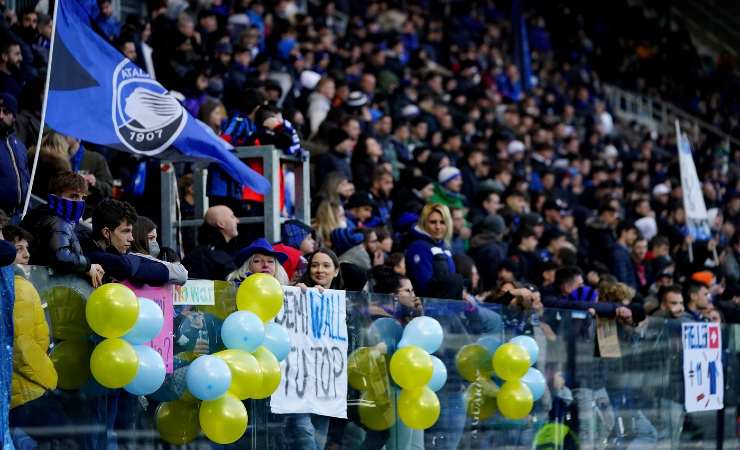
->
[[270, 287, 348, 418], [682, 322, 723, 413]]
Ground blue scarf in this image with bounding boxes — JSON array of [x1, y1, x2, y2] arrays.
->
[[47, 194, 86, 223], [70, 145, 85, 172]]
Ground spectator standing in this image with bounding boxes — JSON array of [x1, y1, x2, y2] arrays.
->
[[0, 93, 29, 223], [315, 128, 354, 183], [0, 41, 24, 99], [228, 238, 289, 284], [430, 166, 465, 210], [130, 215, 188, 285], [611, 222, 639, 289]]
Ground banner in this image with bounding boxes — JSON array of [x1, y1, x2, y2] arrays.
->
[[174, 280, 215, 306], [675, 123, 711, 240], [682, 322, 723, 412], [123, 282, 174, 373], [270, 287, 348, 418]]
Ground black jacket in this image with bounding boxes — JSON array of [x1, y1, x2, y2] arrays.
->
[[183, 224, 236, 280], [21, 206, 90, 274]]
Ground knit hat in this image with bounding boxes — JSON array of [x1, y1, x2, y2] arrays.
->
[[273, 243, 303, 280], [473, 214, 506, 236], [0, 93, 18, 116], [410, 175, 434, 192], [691, 271, 714, 287], [281, 219, 312, 250], [346, 91, 368, 107], [345, 192, 376, 210], [328, 128, 351, 149], [438, 166, 462, 185], [330, 228, 364, 256]]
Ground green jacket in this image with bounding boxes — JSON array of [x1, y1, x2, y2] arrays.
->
[[429, 183, 465, 209]]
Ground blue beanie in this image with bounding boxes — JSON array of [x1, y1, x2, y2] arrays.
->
[[281, 219, 312, 250], [330, 227, 364, 256]]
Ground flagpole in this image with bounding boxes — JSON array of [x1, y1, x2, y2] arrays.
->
[[21, 0, 61, 219]]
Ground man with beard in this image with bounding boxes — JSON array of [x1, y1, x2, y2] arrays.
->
[[0, 40, 24, 98], [0, 94, 29, 223]]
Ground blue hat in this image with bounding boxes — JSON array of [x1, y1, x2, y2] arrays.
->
[[281, 219, 312, 250], [329, 227, 364, 256], [0, 93, 17, 116], [395, 212, 419, 231], [234, 238, 288, 267]]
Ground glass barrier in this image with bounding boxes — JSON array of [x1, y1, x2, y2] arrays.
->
[[6, 266, 740, 450]]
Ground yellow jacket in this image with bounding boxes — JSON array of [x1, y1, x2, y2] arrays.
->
[[11, 276, 57, 408]]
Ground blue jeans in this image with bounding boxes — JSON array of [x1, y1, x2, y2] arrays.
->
[[283, 414, 330, 450]]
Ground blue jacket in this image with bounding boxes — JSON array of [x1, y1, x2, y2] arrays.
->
[[0, 131, 29, 217], [611, 243, 637, 289], [404, 226, 455, 296]]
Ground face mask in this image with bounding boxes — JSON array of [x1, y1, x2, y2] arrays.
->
[[148, 240, 160, 258], [47, 194, 85, 223]]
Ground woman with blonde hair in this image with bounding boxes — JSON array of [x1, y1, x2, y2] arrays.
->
[[312, 199, 346, 246], [312, 171, 354, 214], [404, 203, 455, 297], [227, 238, 290, 285]]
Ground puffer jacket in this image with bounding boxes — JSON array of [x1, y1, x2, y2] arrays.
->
[[20, 205, 90, 274], [11, 276, 57, 408], [0, 129, 29, 217]]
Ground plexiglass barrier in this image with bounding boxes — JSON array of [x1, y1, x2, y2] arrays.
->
[[7, 266, 740, 449]]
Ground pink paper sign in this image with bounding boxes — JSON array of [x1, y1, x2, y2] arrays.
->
[[122, 282, 174, 373]]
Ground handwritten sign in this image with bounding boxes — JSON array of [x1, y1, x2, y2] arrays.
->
[[123, 282, 174, 374], [270, 287, 348, 418], [596, 318, 621, 358], [682, 322, 723, 412], [174, 280, 215, 306]]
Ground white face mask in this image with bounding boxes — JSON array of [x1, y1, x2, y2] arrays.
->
[[148, 240, 160, 258]]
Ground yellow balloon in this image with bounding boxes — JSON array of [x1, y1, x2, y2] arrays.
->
[[236, 273, 284, 322], [492, 343, 530, 381], [397, 387, 440, 430], [86, 283, 139, 338], [390, 346, 432, 389], [358, 390, 395, 431], [348, 347, 386, 391], [464, 378, 499, 420], [251, 346, 281, 399], [156, 400, 200, 445], [215, 349, 264, 400], [199, 393, 248, 444], [497, 380, 534, 420], [90, 338, 139, 388], [49, 339, 92, 390], [455, 343, 493, 382]]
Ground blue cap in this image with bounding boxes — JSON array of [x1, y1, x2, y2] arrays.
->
[[234, 238, 288, 268]]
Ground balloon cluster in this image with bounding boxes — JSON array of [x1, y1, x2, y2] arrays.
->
[[350, 317, 447, 431], [456, 335, 544, 420], [85, 283, 166, 394], [174, 273, 288, 445]]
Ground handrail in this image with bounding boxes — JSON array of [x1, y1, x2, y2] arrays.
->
[[603, 83, 740, 149]]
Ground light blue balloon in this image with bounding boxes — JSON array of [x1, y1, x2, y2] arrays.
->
[[427, 355, 447, 392], [401, 316, 443, 354], [510, 335, 539, 366], [368, 318, 403, 354], [221, 310, 265, 352], [185, 355, 232, 400], [123, 298, 164, 345], [476, 335, 502, 355], [263, 323, 291, 362], [521, 367, 546, 401], [125, 345, 166, 395]]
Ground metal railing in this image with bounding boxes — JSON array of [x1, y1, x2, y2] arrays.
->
[[160, 145, 310, 250], [603, 83, 739, 150]]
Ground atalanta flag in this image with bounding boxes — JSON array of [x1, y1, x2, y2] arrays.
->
[[46, 0, 270, 194]]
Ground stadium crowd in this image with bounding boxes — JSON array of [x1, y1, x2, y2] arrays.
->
[[0, 0, 738, 448]]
